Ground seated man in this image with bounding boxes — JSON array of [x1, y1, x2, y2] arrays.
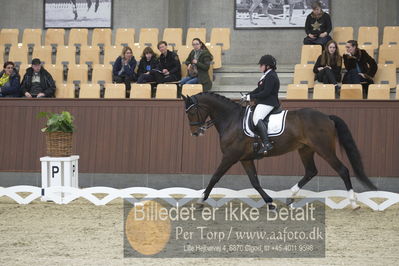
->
[[21, 58, 56, 98], [149, 41, 181, 83]]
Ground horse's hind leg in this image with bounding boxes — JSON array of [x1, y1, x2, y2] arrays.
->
[[314, 146, 359, 209], [241, 160, 275, 210], [287, 146, 318, 205]]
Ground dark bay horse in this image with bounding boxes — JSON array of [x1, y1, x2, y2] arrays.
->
[[182, 93, 377, 209]]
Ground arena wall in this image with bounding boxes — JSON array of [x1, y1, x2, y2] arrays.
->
[[0, 99, 398, 177]]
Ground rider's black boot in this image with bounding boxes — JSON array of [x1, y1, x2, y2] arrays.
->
[[256, 119, 273, 155]]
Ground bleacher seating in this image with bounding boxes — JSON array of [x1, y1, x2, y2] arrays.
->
[[367, 84, 390, 100], [115, 28, 135, 47], [79, 45, 100, 65], [155, 84, 177, 98], [79, 84, 101, 98], [56, 83, 75, 98], [374, 64, 397, 88], [56, 46, 76, 65], [32, 46, 52, 65], [0, 29, 19, 48], [45, 28, 65, 47], [186, 28, 206, 45], [286, 84, 308, 99], [69, 28, 88, 47], [104, 45, 122, 65], [378, 45, 399, 68], [383, 26, 399, 46], [210, 28, 231, 51], [340, 84, 363, 99], [18, 64, 30, 78], [8, 45, 29, 65], [46, 64, 64, 86], [163, 28, 183, 50], [130, 83, 152, 99], [293, 64, 315, 87], [313, 84, 335, 99], [92, 28, 112, 48], [182, 84, 203, 96], [358, 26, 378, 51], [104, 83, 125, 98], [300, 45, 321, 64], [22, 29, 42, 48], [92, 64, 113, 85], [67, 64, 88, 84], [207, 45, 222, 69], [139, 28, 159, 48], [332, 27, 354, 45], [131, 45, 144, 59]]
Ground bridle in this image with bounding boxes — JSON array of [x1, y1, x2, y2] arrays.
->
[[185, 96, 214, 135]]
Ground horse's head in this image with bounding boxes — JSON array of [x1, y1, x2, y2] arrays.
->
[[182, 95, 213, 137]]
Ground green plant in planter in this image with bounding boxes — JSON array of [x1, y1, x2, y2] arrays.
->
[[37, 111, 75, 133]]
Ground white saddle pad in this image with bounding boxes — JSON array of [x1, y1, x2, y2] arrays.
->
[[243, 106, 288, 138]]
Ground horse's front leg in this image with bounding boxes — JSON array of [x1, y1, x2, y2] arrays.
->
[[241, 160, 275, 210], [203, 156, 237, 202]]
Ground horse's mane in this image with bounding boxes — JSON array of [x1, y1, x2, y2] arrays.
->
[[196, 92, 241, 109]]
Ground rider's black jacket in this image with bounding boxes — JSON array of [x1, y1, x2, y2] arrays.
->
[[249, 70, 280, 107]]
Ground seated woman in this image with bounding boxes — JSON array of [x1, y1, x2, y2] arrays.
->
[[342, 40, 378, 98], [112, 46, 137, 92], [0, 61, 21, 97], [313, 40, 342, 95], [180, 38, 213, 92], [303, 1, 332, 47], [137, 47, 159, 84]]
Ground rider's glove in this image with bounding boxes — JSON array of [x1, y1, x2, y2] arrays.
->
[[241, 94, 250, 102]]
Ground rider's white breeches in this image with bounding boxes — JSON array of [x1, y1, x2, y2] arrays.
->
[[253, 104, 274, 126]]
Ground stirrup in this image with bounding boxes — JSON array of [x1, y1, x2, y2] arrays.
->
[[258, 142, 273, 155]]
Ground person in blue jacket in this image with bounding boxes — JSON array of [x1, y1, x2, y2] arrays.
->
[[112, 46, 137, 93], [0, 61, 21, 97]]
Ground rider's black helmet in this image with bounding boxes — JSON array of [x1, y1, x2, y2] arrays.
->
[[258, 55, 277, 70]]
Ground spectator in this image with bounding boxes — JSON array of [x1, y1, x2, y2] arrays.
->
[[313, 40, 342, 96], [112, 46, 137, 91], [21, 58, 56, 98], [149, 41, 181, 83], [180, 38, 213, 92], [0, 61, 21, 97], [137, 47, 159, 84], [342, 40, 377, 98], [303, 1, 332, 47]]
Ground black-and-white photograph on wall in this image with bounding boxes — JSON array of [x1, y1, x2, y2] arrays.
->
[[235, 0, 330, 29], [45, 0, 112, 28]]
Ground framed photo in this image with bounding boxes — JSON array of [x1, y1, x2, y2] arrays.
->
[[235, 0, 330, 29], [44, 0, 113, 28]]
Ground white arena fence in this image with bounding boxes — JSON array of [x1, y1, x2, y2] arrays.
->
[[0, 186, 399, 211]]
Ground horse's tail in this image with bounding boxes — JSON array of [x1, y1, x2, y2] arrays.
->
[[329, 115, 377, 190]]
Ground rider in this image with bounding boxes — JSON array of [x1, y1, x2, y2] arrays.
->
[[242, 55, 280, 155]]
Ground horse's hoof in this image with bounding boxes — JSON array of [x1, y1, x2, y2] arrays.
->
[[195, 202, 205, 210], [286, 197, 295, 206], [351, 203, 361, 210], [290, 22, 296, 25], [272, 22, 276, 25], [267, 203, 277, 212]]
